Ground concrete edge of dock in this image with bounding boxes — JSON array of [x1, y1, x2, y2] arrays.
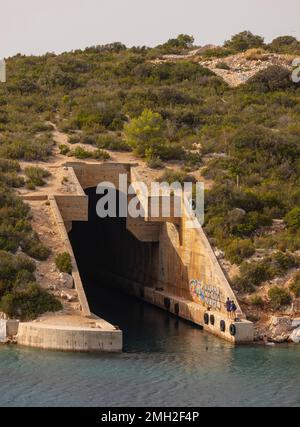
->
[[16, 321, 123, 353]]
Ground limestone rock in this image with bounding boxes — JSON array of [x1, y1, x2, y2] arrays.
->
[[59, 273, 74, 289], [267, 316, 294, 343], [290, 327, 300, 343], [214, 249, 225, 259], [71, 303, 82, 312], [292, 299, 300, 313], [60, 291, 77, 302], [292, 318, 300, 328]]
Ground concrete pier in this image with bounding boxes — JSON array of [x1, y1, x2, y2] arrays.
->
[[17, 322, 122, 353]]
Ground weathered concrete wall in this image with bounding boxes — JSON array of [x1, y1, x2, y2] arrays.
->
[[157, 216, 241, 316], [65, 162, 132, 190], [0, 320, 19, 342], [54, 195, 88, 222], [55, 162, 253, 343], [102, 276, 253, 343], [49, 196, 91, 317], [17, 323, 122, 352]]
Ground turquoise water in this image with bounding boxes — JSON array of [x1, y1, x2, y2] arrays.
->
[[1, 286, 300, 408], [1, 194, 299, 408]]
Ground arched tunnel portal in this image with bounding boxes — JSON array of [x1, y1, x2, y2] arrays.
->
[[69, 187, 160, 323], [64, 163, 253, 344]]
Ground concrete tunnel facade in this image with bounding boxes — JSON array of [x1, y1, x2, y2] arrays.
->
[[53, 162, 254, 344]]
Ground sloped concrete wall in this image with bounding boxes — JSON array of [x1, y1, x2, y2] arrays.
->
[[57, 162, 252, 343], [49, 196, 91, 317], [17, 323, 122, 352], [158, 217, 242, 316]]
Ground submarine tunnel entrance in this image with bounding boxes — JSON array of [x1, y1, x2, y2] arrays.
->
[[69, 187, 163, 322], [68, 186, 205, 350]]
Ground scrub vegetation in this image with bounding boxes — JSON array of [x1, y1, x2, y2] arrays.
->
[[55, 252, 73, 275], [1, 31, 300, 317]]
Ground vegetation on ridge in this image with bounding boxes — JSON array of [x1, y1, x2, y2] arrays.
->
[[1, 31, 300, 318]]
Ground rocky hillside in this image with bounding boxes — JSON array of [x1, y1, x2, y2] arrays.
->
[[1, 32, 300, 342], [155, 47, 294, 87], [201, 50, 294, 87]]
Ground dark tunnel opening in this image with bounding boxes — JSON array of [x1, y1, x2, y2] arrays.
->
[[69, 187, 202, 351]]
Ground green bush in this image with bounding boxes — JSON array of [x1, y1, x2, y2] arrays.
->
[[269, 36, 300, 54], [26, 181, 36, 190], [0, 251, 36, 297], [55, 252, 72, 274], [1, 172, 25, 188], [0, 225, 21, 252], [0, 135, 53, 161], [224, 31, 265, 52], [255, 230, 300, 253], [225, 239, 255, 265], [0, 283, 62, 321], [270, 251, 299, 275], [232, 251, 298, 293], [289, 273, 300, 298], [201, 47, 232, 59], [233, 261, 271, 293], [13, 269, 36, 291], [21, 237, 51, 261], [0, 250, 61, 320], [81, 135, 97, 145], [247, 66, 293, 92], [69, 135, 81, 145], [250, 295, 265, 308], [159, 169, 196, 186], [73, 146, 91, 159], [156, 34, 195, 54], [285, 208, 300, 231], [0, 159, 21, 173], [268, 287, 292, 310], [92, 149, 111, 161], [215, 62, 230, 70], [146, 155, 163, 169], [59, 144, 70, 155], [96, 134, 130, 151], [125, 109, 165, 157], [25, 166, 51, 187]]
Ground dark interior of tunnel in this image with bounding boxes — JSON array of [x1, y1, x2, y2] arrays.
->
[[69, 187, 202, 350], [68, 188, 158, 324], [69, 186, 159, 288]]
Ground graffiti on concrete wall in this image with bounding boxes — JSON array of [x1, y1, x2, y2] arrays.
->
[[189, 279, 222, 310]]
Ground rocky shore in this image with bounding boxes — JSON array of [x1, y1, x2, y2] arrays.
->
[[255, 316, 300, 344]]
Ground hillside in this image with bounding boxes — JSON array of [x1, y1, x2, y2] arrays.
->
[[154, 48, 294, 87], [1, 32, 300, 341]]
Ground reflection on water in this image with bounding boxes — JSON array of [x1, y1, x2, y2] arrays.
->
[[1, 279, 300, 407]]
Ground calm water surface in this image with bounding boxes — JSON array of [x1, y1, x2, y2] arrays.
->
[[1, 284, 300, 407], [1, 201, 299, 408]]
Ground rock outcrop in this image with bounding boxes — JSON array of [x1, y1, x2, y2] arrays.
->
[[290, 327, 300, 343], [201, 52, 293, 87], [267, 316, 300, 343]]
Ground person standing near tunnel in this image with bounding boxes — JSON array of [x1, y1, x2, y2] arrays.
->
[[230, 300, 237, 321], [225, 298, 231, 319]]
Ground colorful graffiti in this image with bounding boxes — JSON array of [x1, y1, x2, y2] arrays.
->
[[189, 279, 222, 310]]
